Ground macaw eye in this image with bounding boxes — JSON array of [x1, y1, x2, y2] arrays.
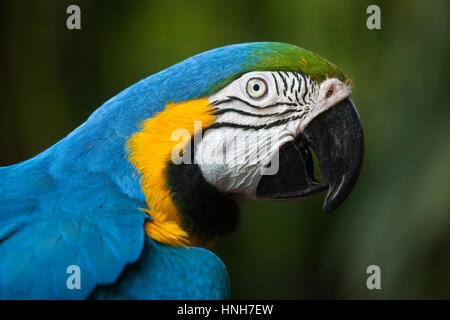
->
[[246, 78, 268, 99]]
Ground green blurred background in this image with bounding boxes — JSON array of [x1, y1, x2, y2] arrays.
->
[[1, 0, 449, 299]]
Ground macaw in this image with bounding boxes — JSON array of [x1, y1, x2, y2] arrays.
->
[[0, 42, 364, 299]]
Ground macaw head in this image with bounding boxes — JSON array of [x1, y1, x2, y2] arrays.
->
[[126, 42, 364, 247]]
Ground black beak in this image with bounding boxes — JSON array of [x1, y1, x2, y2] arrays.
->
[[255, 97, 364, 212]]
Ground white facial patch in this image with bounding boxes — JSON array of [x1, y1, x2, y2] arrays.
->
[[195, 71, 351, 197]]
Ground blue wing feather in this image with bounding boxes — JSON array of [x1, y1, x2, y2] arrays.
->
[[91, 236, 230, 300], [0, 147, 147, 299]]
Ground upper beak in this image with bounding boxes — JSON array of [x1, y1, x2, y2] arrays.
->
[[255, 97, 364, 212]]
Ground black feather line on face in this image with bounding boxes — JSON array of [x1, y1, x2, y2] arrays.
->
[[210, 98, 234, 107], [294, 73, 303, 105], [272, 73, 280, 95], [208, 113, 306, 131], [301, 74, 309, 105], [225, 96, 297, 109], [290, 74, 296, 95], [212, 107, 298, 118], [278, 71, 288, 96]]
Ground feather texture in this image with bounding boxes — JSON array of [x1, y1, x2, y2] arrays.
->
[[0, 42, 344, 299], [91, 236, 229, 299]]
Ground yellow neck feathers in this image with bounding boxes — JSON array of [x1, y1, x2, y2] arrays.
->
[[127, 98, 216, 246]]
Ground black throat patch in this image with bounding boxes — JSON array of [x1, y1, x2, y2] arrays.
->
[[165, 159, 241, 244]]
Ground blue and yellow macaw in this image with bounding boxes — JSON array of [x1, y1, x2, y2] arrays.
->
[[0, 42, 364, 299]]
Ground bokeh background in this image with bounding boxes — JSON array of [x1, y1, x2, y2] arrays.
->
[[1, 0, 449, 299]]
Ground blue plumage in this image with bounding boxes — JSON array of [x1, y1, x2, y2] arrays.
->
[[0, 150, 145, 299], [91, 237, 229, 299], [0, 43, 299, 299]]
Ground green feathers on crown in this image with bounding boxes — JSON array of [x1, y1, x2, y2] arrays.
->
[[249, 42, 348, 83]]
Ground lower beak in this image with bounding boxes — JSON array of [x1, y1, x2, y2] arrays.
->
[[255, 97, 364, 212]]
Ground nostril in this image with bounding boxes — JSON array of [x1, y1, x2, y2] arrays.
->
[[326, 87, 334, 98]]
